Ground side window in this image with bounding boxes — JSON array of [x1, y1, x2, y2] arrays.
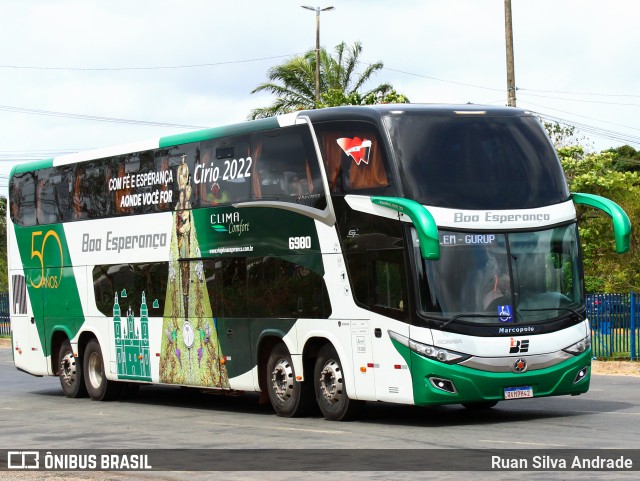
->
[[52, 165, 74, 222], [342, 207, 408, 321], [247, 256, 331, 319], [36, 168, 62, 225], [10, 171, 37, 226], [204, 258, 248, 318], [371, 250, 407, 316], [93, 263, 168, 317], [70, 159, 109, 220], [250, 125, 325, 210], [195, 137, 252, 207], [315, 121, 392, 194]]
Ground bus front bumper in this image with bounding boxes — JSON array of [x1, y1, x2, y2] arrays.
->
[[409, 350, 592, 406]]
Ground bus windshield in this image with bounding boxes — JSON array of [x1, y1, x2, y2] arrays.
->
[[384, 112, 569, 209], [412, 224, 584, 325]]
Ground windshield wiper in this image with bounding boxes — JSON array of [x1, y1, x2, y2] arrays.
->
[[517, 306, 585, 321], [439, 313, 501, 330], [438, 306, 584, 330]]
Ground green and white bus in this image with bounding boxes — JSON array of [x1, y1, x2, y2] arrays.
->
[[7, 105, 630, 421]]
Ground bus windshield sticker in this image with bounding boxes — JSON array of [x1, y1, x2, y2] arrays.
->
[[336, 137, 372, 165], [498, 305, 513, 322]]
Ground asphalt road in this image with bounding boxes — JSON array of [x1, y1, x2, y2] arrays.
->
[[0, 346, 639, 480]]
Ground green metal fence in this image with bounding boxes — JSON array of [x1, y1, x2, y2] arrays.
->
[[0, 292, 9, 337], [587, 293, 638, 361]]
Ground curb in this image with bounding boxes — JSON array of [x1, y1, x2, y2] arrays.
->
[[0, 338, 11, 349]]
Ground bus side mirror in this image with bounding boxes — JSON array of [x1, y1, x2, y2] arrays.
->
[[371, 196, 440, 260], [572, 192, 631, 254]]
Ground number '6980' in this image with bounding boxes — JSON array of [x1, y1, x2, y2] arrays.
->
[[288, 236, 312, 250]]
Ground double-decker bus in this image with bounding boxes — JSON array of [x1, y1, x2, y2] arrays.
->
[[6, 105, 630, 421]]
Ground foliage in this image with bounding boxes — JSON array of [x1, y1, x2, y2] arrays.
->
[[542, 120, 589, 149], [558, 147, 640, 292], [606, 145, 640, 172], [249, 41, 408, 119], [0, 196, 6, 291]]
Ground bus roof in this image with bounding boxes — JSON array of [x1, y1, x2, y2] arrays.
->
[[10, 104, 533, 178]]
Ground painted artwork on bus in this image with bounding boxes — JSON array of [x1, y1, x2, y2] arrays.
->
[[159, 156, 229, 388]]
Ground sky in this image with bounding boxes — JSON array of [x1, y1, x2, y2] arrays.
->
[[2, 0, 640, 198]]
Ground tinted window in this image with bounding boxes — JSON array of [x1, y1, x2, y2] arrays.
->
[[93, 263, 168, 317], [384, 113, 569, 209], [315, 121, 393, 195], [338, 203, 407, 321]]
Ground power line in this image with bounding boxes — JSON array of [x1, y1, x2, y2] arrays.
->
[[518, 92, 640, 108], [522, 103, 640, 147], [0, 53, 306, 72], [518, 87, 640, 99], [0, 105, 208, 129], [379, 65, 504, 93]]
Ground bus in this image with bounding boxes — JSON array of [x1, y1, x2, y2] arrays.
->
[[6, 104, 631, 421]]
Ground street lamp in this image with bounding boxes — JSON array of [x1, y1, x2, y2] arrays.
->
[[301, 5, 335, 107]]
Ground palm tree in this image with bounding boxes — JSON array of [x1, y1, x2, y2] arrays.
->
[[249, 41, 407, 119]]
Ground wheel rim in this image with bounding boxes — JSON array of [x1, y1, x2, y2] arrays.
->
[[87, 351, 103, 389], [271, 358, 294, 402], [319, 359, 343, 404], [60, 351, 77, 386]]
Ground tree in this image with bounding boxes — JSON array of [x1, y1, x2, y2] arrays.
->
[[249, 41, 408, 119], [607, 145, 640, 173], [559, 147, 640, 292]]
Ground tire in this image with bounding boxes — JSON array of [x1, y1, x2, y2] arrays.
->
[[462, 401, 499, 410], [314, 344, 363, 421], [266, 342, 314, 417], [83, 339, 122, 401], [58, 339, 87, 398]]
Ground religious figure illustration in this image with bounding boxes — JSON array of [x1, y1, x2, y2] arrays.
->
[[159, 156, 229, 388]]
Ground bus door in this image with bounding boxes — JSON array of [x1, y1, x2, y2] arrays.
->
[[10, 270, 48, 375], [367, 249, 414, 404]]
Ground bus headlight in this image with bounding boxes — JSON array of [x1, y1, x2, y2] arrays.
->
[[563, 335, 591, 356], [388, 330, 470, 364]]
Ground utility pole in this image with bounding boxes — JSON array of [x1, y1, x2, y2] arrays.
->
[[302, 5, 335, 107], [504, 0, 517, 107]]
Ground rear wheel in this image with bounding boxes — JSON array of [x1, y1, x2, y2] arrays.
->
[[83, 339, 122, 401], [314, 344, 363, 421], [58, 339, 87, 398], [266, 342, 313, 417]]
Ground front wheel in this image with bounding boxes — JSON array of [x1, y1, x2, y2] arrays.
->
[[58, 339, 87, 398], [266, 343, 313, 417], [314, 344, 363, 421], [83, 339, 122, 401]]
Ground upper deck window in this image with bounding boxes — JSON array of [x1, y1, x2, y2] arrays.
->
[[314, 121, 392, 194], [384, 113, 569, 209]]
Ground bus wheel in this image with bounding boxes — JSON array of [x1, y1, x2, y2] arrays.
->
[[266, 343, 313, 417], [314, 344, 363, 421], [462, 401, 499, 410], [83, 339, 122, 401], [58, 339, 87, 398]]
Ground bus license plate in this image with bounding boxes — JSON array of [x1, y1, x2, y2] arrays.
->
[[504, 386, 533, 399]]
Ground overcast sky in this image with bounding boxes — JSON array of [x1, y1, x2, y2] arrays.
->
[[2, 0, 640, 197]]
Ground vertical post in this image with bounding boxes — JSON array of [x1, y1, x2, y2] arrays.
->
[[315, 10, 321, 107], [631, 292, 636, 360], [302, 5, 334, 108], [504, 0, 517, 107]]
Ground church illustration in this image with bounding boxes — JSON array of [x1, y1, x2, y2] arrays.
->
[[113, 291, 152, 381]]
